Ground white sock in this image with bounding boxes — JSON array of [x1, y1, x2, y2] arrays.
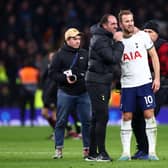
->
[[145, 116, 157, 155], [120, 119, 132, 156]]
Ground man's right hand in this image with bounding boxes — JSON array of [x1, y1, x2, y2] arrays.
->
[[113, 31, 123, 42]]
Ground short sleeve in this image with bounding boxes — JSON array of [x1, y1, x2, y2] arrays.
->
[[143, 32, 153, 50]]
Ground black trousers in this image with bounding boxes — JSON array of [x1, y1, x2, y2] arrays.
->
[[86, 82, 111, 155], [19, 87, 36, 126], [132, 87, 168, 153], [132, 107, 148, 154]]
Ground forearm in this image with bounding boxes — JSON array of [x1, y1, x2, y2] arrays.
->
[[153, 62, 160, 81], [149, 47, 160, 80]]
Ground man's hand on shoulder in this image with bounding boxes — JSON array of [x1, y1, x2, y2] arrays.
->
[[113, 31, 123, 42]]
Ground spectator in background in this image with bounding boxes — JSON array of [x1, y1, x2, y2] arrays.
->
[[85, 14, 124, 161], [5, 45, 19, 106], [49, 28, 91, 159], [64, 111, 82, 139], [18, 58, 40, 126], [131, 20, 168, 160], [41, 52, 57, 138], [143, 20, 168, 115], [0, 60, 9, 107]]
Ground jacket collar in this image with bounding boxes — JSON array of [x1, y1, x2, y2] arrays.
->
[[62, 43, 79, 53], [90, 23, 113, 38]]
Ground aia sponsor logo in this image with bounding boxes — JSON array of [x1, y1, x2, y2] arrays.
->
[[123, 51, 142, 61]]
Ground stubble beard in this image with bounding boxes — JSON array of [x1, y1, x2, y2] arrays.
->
[[123, 26, 134, 37]]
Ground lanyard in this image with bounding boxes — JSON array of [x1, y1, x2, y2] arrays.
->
[[69, 52, 79, 69]]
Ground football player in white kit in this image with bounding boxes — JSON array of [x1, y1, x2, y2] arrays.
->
[[118, 10, 160, 161]]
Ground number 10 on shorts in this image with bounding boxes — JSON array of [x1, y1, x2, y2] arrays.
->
[[144, 95, 153, 105]]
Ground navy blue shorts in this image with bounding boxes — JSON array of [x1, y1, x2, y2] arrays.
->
[[120, 83, 156, 112]]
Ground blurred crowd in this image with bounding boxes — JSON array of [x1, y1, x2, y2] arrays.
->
[[0, 0, 168, 107]]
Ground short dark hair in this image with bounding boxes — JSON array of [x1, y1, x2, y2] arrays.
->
[[100, 14, 112, 26], [118, 10, 133, 23]]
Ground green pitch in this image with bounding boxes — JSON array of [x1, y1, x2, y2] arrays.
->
[[0, 125, 167, 168]]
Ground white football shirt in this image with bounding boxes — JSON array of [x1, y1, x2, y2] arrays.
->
[[121, 31, 153, 88]]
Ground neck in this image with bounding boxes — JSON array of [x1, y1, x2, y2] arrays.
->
[[123, 30, 137, 38]]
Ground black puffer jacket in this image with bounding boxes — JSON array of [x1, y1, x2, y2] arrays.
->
[[85, 24, 124, 84], [49, 44, 88, 95]]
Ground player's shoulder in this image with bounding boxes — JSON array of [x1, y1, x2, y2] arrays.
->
[[136, 30, 147, 36], [135, 31, 150, 40]]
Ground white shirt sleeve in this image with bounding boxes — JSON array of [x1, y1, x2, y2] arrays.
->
[[143, 32, 153, 50]]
